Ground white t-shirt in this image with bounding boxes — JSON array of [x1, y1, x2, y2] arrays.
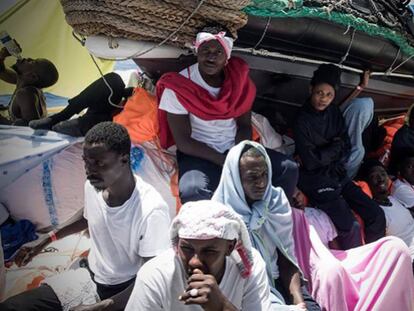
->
[[381, 196, 414, 259], [391, 179, 414, 208], [83, 175, 171, 285], [159, 63, 237, 153], [304, 207, 337, 247], [125, 248, 273, 311]]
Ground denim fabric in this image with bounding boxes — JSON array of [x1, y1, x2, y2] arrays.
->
[[341, 97, 374, 178]]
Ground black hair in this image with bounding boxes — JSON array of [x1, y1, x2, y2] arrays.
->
[[399, 151, 414, 171], [358, 158, 386, 181], [199, 23, 235, 39], [311, 63, 342, 91], [84, 122, 131, 156], [240, 144, 266, 161], [35, 59, 59, 88]]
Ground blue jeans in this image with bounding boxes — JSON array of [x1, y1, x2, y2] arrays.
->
[[340, 97, 374, 179]]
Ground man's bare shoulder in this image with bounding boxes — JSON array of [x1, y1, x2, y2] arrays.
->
[[15, 86, 41, 97], [13, 86, 41, 105]]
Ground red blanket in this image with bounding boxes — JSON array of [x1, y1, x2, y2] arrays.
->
[[156, 57, 256, 149]]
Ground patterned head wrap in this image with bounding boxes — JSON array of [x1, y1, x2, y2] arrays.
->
[[194, 31, 234, 60], [170, 200, 253, 278]]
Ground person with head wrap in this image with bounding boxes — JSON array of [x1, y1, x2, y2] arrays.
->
[[360, 159, 414, 260], [156, 24, 299, 204], [125, 200, 302, 311], [294, 64, 386, 250], [389, 104, 414, 174], [213, 140, 321, 311]]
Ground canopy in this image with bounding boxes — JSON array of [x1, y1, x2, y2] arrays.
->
[[0, 0, 114, 98]]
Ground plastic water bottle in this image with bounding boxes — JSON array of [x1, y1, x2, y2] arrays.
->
[[0, 31, 22, 59]]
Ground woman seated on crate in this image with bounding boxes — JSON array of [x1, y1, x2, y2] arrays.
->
[[156, 24, 298, 204]]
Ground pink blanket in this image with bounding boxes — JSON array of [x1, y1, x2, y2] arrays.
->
[[292, 208, 414, 311]]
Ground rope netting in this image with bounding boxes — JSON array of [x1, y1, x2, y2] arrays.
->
[[61, 0, 414, 60], [60, 0, 249, 47], [244, 0, 414, 56]]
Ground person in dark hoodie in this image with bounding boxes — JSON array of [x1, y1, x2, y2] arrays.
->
[[293, 64, 386, 250], [389, 104, 414, 175]]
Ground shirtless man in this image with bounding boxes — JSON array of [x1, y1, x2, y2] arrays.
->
[[0, 47, 58, 125]]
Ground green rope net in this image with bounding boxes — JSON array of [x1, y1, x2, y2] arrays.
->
[[244, 1, 414, 56]]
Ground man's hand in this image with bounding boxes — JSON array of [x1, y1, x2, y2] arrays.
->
[[0, 47, 11, 61], [14, 236, 49, 267], [69, 299, 114, 311], [179, 269, 237, 311]]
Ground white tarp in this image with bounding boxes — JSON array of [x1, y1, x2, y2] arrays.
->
[[0, 125, 82, 190]]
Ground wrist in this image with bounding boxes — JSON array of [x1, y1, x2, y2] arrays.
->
[[221, 297, 239, 311], [48, 230, 58, 242], [356, 85, 364, 91], [292, 291, 304, 305]]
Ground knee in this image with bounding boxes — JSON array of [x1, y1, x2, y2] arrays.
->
[[381, 237, 412, 262], [317, 259, 345, 283], [103, 72, 125, 91], [52, 120, 83, 137], [179, 170, 212, 203], [0, 297, 25, 311], [349, 97, 374, 111], [281, 157, 299, 176], [266, 150, 298, 195], [348, 97, 374, 121]]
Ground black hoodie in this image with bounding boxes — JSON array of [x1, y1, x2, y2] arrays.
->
[[294, 101, 351, 180]]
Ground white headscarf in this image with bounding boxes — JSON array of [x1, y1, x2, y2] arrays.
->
[[194, 31, 234, 59], [212, 141, 300, 290], [170, 200, 253, 278]]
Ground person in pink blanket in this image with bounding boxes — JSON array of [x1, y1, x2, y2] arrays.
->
[[291, 189, 414, 311]]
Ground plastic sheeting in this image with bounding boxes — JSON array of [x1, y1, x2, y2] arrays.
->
[[0, 125, 82, 190], [0, 0, 114, 98]]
